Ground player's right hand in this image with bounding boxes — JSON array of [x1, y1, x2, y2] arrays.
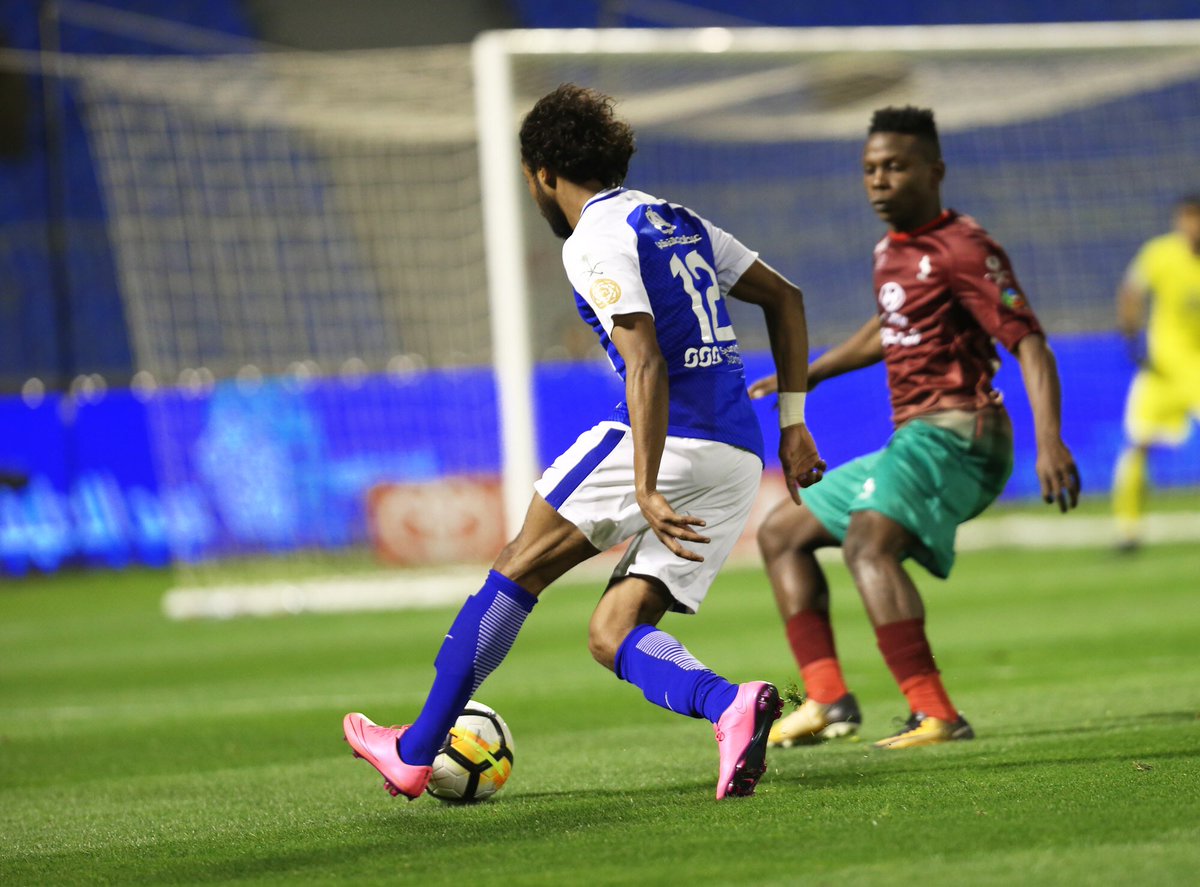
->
[[1036, 438, 1081, 513], [780, 424, 825, 504], [747, 374, 778, 400], [637, 490, 710, 563]]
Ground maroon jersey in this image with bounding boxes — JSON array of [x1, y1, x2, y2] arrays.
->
[[872, 210, 1043, 426]]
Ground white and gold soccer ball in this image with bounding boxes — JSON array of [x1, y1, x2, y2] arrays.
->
[[426, 701, 515, 803]]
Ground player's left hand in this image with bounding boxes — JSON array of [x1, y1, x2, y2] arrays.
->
[[1036, 439, 1081, 513], [637, 490, 711, 563], [747, 374, 779, 400], [780, 424, 825, 504]]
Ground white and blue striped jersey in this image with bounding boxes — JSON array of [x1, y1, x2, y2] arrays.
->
[[562, 188, 764, 461]]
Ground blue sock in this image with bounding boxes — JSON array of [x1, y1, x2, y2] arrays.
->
[[399, 570, 537, 765], [613, 625, 738, 724]]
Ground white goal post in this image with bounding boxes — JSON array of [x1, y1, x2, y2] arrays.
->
[[472, 20, 1200, 536]]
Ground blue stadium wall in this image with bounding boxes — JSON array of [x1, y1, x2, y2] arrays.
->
[[3, 1, 1198, 574], [2, 334, 1198, 575], [512, 0, 1200, 28]]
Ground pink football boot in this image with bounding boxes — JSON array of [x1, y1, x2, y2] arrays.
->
[[343, 712, 432, 800], [713, 682, 782, 800]]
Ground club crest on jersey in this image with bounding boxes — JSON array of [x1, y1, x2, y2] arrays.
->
[[878, 281, 907, 313], [917, 255, 933, 281], [645, 208, 676, 235], [590, 278, 622, 308]]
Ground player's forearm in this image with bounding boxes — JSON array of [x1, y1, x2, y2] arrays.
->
[[761, 286, 810, 394], [727, 260, 811, 392], [809, 317, 884, 387], [625, 354, 670, 498], [1016, 334, 1065, 445]]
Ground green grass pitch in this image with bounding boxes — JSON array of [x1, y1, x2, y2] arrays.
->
[[2, 542, 1198, 885]]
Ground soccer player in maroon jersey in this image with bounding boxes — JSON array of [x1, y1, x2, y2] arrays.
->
[[750, 106, 1081, 749]]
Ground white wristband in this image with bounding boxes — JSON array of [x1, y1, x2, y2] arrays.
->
[[778, 391, 806, 428]]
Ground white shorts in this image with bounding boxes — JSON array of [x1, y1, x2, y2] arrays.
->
[[533, 421, 762, 614]]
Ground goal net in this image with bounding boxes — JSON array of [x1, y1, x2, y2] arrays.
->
[[70, 46, 503, 610], [478, 21, 1200, 526], [43, 21, 1200, 610]]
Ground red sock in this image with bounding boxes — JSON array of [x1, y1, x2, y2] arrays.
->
[[785, 610, 849, 704], [874, 618, 957, 722]]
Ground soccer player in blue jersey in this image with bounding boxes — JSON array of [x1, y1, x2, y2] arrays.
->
[[344, 84, 825, 800]]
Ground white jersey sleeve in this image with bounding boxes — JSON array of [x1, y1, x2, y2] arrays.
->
[[699, 217, 758, 294], [561, 223, 652, 335]]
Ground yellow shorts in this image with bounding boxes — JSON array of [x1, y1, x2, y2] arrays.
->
[[1124, 367, 1200, 445]]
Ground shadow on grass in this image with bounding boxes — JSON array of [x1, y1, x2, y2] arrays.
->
[[0, 782, 724, 885], [769, 743, 1200, 792]]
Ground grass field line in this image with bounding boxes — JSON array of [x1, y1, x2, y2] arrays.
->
[[162, 564, 485, 620], [955, 510, 1198, 550], [160, 511, 1198, 620]]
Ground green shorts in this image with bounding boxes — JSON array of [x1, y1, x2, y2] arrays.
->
[[801, 409, 1014, 579]]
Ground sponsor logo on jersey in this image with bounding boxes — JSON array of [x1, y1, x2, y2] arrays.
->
[[590, 278, 622, 308], [878, 281, 917, 343], [645, 208, 676, 235], [917, 255, 933, 281], [683, 344, 737, 368], [654, 234, 703, 250], [878, 281, 907, 313], [1001, 287, 1026, 309], [881, 326, 922, 347]]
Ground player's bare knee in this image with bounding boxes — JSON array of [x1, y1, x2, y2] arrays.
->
[[756, 508, 790, 559], [587, 619, 621, 671], [842, 526, 887, 571], [757, 502, 816, 560], [844, 511, 909, 568]]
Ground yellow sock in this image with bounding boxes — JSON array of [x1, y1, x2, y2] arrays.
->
[[1112, 446, 1147, 543]]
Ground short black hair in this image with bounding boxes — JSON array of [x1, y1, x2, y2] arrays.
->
[[519, 84, 636, 189], [868, 105, 941, 161], [1176, 193, 1200, 212]]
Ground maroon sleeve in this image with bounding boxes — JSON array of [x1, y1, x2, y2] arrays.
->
[[949, 232, 1043, 352]]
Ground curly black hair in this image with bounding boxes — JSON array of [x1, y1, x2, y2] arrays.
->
[[869, 105, 941, 161], [519, 84, 636, 189]]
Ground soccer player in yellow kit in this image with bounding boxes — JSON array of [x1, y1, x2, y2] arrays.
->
[[1113, 195, 1200, 550]]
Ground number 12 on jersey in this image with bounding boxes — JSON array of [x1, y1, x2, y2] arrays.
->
[[670, 250, 735, 344]]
